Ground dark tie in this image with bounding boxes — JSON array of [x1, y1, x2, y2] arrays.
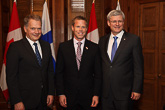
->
[[33, 43, 42, 66], [76, 42, 82, 70], [111, 36, 118, 61]]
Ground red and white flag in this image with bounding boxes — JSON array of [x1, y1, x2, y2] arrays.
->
[[87, 2, 99, 44], [0, 0, 22, 101]]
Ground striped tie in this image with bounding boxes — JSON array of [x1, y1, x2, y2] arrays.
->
[[33, 43, 42, 66], [76, 42, 82, 70]]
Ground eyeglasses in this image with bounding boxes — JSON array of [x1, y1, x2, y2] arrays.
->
[[110, 20, 123, 24]]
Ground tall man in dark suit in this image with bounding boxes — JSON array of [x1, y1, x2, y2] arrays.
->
[[99, 10, 144, 110], [6, 14, 55, 110], [55, 16, 102, 110]]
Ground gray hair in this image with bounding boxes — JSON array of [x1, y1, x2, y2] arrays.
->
[[107, 10, 125, 21], [24, 14, 41, 27]]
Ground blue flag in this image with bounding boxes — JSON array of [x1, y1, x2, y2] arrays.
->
[[41, 1, 56, 72]]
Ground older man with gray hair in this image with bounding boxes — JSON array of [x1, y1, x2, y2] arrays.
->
[[99, 10, 144, 110]]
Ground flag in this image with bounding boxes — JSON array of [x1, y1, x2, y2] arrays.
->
[[87, 2, 99, 44], [116, 0, 121, 10], [0, 0, 22, 101], [41, 1, 56, 72]]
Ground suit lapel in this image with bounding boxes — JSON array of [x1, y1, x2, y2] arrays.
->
[[69, 39, 79, 71], [104, 34, 111, 64], [39, 40, 46, 67], [112, 32, 127, 62], [22, 38, 40, 67], [80, 39, 89, 70]]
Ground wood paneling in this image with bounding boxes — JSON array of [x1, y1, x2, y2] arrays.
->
[[139, 3, 159, 110], [52, 0, 65, 55], [0, 0, 2, 69], [158, 2, 165, 110]]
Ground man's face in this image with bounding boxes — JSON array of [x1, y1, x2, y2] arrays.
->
[[24, 19, 42, 42], [107, 15, 124, 35], [72, 19, 87, 41]]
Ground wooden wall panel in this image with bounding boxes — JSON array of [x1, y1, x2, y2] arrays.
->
[[16, 0, 31, 36], [158, 81, 165, 110], [128, 0, 139, 35], [0, 0, 2, 69], [158, 2, 165, 110], [33, 0, 45, 16], [52, 0, 65, 55], [139, 3, 159, 110]]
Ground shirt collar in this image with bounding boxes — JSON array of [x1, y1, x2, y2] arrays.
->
[[73, 37, 85, 45], [110, 30, 124, 39], [26, 36, 39, 46]]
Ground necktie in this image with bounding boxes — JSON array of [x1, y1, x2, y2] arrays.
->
[[111, 36, 118, 61], [33, 43, 42, 66], [76, 42, 82, 70]]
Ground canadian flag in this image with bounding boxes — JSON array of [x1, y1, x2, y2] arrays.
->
[[86, 2, 99, 44], [0, 0, 22, 101]]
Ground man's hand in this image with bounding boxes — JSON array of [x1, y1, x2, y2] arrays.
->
[[131, 92, 141, 100], [59, 95, 67, 108], [47, 95, 54, 106], [91, 96, 99, 107], [14, 102, 25, 110]]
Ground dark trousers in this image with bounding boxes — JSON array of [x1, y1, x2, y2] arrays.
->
[[101, 88, 133, 110], [63, 103, 96, 110]]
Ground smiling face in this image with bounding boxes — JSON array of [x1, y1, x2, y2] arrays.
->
[[107, 15, 124, 35], [72, 19, 87, 41], [24, 19, 42, 42]]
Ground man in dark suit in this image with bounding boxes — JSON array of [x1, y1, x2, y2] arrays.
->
[[55, 16, 102, 110], [99, 10, 144, 110], [6, 14, 55, 110]]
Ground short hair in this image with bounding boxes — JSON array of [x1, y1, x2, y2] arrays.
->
[[72, 16, 88, 27], [107, 10, 125, 21], [24, 14, 41, 27]]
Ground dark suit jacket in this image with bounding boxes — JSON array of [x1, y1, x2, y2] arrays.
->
[[55, 39, 102, 106], [99, 31, 144, 100], [6, 38, 55, 109]]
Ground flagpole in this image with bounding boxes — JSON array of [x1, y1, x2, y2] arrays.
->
[[93, 0, 95, 3], [31, 0, 33, 12]]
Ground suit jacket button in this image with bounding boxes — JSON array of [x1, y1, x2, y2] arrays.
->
[[110, 66, 112, 68]]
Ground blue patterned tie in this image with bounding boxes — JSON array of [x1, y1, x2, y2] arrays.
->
[[111, 36, 118, 61], [33, 43, 42, 66]]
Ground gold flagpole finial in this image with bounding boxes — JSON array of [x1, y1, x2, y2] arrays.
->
[[118, 0, 119, 2], [93, 0, 95, 3], [46, 0, 47, 2]]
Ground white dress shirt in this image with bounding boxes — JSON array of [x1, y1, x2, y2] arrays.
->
[[107, 30, 124, 60], [73, 38, 85, 55], [26, 37, 42, 58]]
